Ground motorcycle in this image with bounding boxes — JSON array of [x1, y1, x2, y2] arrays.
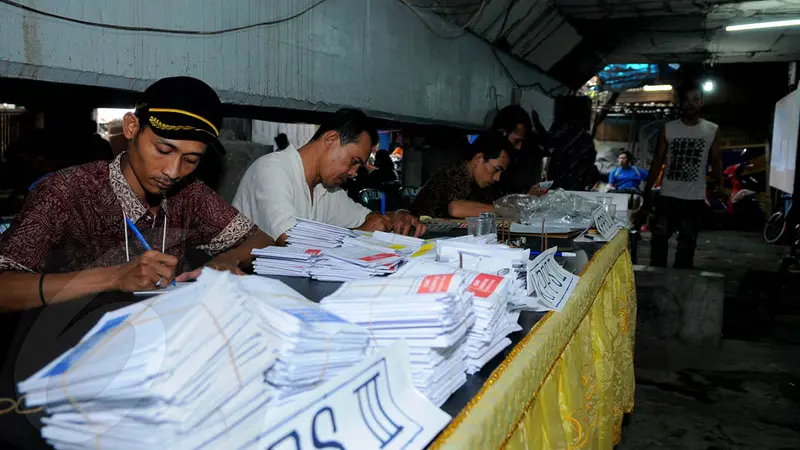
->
[[706, 162, 764, 230]]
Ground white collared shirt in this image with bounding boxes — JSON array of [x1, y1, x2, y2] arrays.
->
[[233, 146, 371, 240]]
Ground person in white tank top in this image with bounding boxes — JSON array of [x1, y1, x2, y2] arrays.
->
[[642, 82, 723, 269]]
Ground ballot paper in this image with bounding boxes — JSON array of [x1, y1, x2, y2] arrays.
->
[[19, 270, 277, 450], [435, 240, 523, 263], [409, 242, 437, 260], [233, 342, 451, 450], [19, 270, 371, 450], [286, 218, 357, 248], [323, 268, 522, 403], [444, 233, 499, 245], [237, 276, 370, 399], [371, 230, 427, 247], [395, 259, 525, 370], [252, 246, 323, 277], [320, 276, 474, 406], [589, 206, 621, 241], [343, 235, 416, 255], [132, 281, 195, 296], [253, 221, 408, 281], [527, 247, 580, 312]]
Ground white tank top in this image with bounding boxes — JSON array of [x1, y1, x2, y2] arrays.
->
[[661, 119, 718, 200]]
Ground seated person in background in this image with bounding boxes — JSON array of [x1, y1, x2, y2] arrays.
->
[[491, 104, 531, 150], [368, 149, 398, 186], [233, 108, 426, 244], [410, 131, 513, 219], [608, 150, 648, 192], [485, 105, 549, 198], [0, 77, 274, 312]]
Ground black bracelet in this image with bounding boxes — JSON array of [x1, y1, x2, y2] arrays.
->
[[39, 273, 47, 307]]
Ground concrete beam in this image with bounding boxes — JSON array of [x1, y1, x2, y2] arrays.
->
[[0, 0, 567, 128]]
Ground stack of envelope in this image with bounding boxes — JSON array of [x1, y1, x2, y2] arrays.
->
[[252, 245, 404, 282], [394, 260, 523, 374], [253, 222, 410, 281], [459, 271, 521, 374], [342, 235, 417, 256], [435, 240, 534, 305], [237, 275, 370, 400], [319, 274, 475, 406], [251, 246, 322, 277], [17, 270, 276, 450], [310, 246, 403, 281], [286, 218, 356, 248], [18, 270, 371, 449]]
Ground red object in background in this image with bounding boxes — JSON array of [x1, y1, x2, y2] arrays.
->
[[722, 164, 740, 214]]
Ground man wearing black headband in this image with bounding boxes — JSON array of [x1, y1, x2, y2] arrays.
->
[[0, 76, 274, 311]]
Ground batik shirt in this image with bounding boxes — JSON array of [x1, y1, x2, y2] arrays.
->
[[410, 162, 491, 218], [0, 153, 257, 274], [548, 122, 598, 191]]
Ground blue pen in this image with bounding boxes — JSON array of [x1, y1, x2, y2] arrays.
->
[[530, 250, 577, 257], [380, 192, 386, 216], [125, 217, 152, 251], [125, 217, 176, 286]]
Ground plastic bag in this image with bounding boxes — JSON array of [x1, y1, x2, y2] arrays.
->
[[494, 190, 602, 229]]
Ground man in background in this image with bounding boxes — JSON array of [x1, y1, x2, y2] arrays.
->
[[233, 108, 426, 244], [644, 81, 722, 269], [546, 114, 598, 191], [609, 150, 648, 192], [486, 105, 551, 198]]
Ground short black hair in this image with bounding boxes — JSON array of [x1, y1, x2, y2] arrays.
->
[[274, 133, 290, 150], [311, 108, 378, 147], [466, 130, 515, 161], [134, 108, 150, 134], [678, 80, 703, 102], [619, 150, 634, 161], [491, 105, 532, 133], [374, 149, 393, 168]]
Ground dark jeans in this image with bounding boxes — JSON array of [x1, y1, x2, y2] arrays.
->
[[650, 196, 706, 269]]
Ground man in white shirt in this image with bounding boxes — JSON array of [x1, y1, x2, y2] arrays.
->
[[643, 82, 722, 269], [233, 109, 426, 245]]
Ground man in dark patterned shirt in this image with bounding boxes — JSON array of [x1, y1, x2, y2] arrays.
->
[[0, 77, 273, 311], [411, 131, 513, 218], [546, 117, 598, 191]]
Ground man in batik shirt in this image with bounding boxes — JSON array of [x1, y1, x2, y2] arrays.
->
[[0, 76, 273, 311]]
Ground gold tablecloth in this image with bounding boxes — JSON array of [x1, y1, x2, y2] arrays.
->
[[431, 231, 637, 449]]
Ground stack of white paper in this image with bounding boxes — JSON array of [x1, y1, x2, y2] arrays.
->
[[433, 240, 533, 304], [236, 275, 370, 400], [251, 246, 322, 277], [311, 246, 403, 280], [341, 233, 425, 256], [394, 261, 523, 374], [286, 218, 356, 248], [18, 270, 276, 450], [460, 272, 521, 374], [18, 271, 372, 450], [320, 275, 475, 406], [252, 245, 403, 282]]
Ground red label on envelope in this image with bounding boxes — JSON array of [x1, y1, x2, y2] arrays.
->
[[305, 249, 322, 255], [467, 273, 503, 298], [417, 274, 454, 294], [359, 253, 396, 262]]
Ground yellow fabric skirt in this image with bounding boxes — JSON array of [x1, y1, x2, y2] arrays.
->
[[430, 231, 637, 449]]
